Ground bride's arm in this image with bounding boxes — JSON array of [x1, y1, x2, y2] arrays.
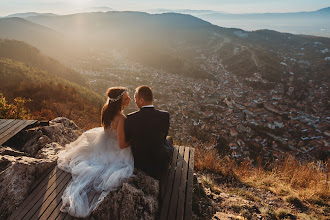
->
[[117, 114, 131, 149]]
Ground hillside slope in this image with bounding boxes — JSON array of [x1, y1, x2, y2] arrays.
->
[[0, 17, 86, 63], [0, 47, 104, 129], [0, 39, 86, 86]]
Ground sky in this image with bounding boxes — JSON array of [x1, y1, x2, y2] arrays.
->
[[0, 0, 329, 16]]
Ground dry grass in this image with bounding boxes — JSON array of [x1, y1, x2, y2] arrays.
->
[[194, 142, 330, 217]]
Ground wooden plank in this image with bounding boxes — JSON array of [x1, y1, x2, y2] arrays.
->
[[33, 173, 72, 219], [0, 120, 37, 145], [0, 119, 14, 130], [160, 146, 179, 220], [0, 119, 19, 136], [55, 211, 68, 219], [168, 146, 185, 220], [21, 170, 68, 220], [47, 198, 65, 220], [47, 177, 73, 220], [10, 167, 61, 220], [12, 168, 65, 220], [176, 147, 190, 220], [0, 119, 20, 134], [0, 119, 13, 126], [160, 157, 171, 199], [50, 179, 98, 220], [0, 120, 27, 145], [28, 166, 56, 194], [184, 148, 195, 220], [63, 213, 74, 220]]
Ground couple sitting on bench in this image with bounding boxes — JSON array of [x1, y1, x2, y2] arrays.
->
[[57, 85, 173, 218]]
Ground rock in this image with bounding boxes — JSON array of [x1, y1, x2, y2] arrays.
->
[[40, 123, 78, 146], [51, 117, 80, 130], [0, 147, 26, 157], [6, 117, 81, 157], [0, 155, 55, 219], [36, 142, 65, 161], [22, 134, 51, 157], [92, 169, 159, 220]]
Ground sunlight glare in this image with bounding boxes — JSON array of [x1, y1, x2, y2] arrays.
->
[[69, 0, 92, 8]]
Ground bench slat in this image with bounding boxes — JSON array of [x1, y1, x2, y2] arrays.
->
[[28, 166, 55, 194], [10, 167, 60, 220], [55, 210, 68, 219], [160, 146, 179, 220], [0, 119, 14, 130], [0, 120, 34, 145], [184, 148, 195, 220], [10, 145, 195, 220], [0, 120, 25, 137], [168, 146, 185, 220], [33, 173, 71, 219], [176, 147, 190, 220], [21, 170, 67, 220], [0, 120, 21, 139]]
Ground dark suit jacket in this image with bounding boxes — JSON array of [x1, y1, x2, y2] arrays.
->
[[125, 107, 170, 177]]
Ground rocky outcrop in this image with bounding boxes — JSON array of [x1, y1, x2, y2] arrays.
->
[[0, 117, 80, 219], [92, 169, 160, 220], [1, 117, 161, 220], [15, 117, 81, 157], [0, 149, 55, 219]]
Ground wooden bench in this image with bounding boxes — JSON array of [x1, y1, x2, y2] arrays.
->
[[9, 146, 195, 220], [0, 119, 38, 146]]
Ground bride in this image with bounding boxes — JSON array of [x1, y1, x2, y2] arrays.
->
[[57, 87, 133, 218]]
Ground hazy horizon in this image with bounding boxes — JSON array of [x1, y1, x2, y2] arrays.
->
[[0, 0, 329, 17]]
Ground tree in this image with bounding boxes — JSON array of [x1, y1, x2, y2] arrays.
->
[[0, 93, 31, 119]]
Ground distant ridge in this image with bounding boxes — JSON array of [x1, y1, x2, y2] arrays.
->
[[6, 12, 57, 18], [0, 17, 87, 64]]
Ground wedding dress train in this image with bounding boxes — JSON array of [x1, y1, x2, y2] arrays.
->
[[57, 127, 134, 217]]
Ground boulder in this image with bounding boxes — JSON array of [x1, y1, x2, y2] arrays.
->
[[0, 117, 80, 218], [51, 117, 80, 130], [0, 154, 55, 219], [7, 117, 81, 157], [92, 169, 160, 220], [36, 142, 65, 161]]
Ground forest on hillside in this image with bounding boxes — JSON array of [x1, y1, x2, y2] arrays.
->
[[0, 40, 105, 129]]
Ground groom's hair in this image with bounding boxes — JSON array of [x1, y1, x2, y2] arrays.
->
[[136, 85, 153, 102]]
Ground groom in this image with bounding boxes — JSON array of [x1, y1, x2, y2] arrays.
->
[[125, 85, 173, 179]]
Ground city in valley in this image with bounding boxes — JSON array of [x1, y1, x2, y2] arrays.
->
[[72, 49, 330, 164]]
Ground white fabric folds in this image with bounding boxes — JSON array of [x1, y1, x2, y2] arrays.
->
[[57, 127, 134, 218]]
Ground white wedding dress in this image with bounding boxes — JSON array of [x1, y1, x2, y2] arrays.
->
[[57, 127, 134, 218]]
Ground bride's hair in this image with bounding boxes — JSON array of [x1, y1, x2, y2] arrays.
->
[[101, 87, 128, 129]]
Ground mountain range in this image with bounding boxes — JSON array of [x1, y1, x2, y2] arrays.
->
[[147, 7, 330, 38], [0, 11, 329, 94]]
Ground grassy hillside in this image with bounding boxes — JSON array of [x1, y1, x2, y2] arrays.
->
[[0, 39, 86, 86], [194, 142, 330, 219], [0, 58, 104, 129]]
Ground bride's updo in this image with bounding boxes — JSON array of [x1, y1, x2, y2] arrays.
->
[[101, 87, 128, 129]]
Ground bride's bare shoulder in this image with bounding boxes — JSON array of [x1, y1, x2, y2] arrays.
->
[[118, 112, 127, 120]]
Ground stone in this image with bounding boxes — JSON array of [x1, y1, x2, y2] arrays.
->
[[22, 134, 51, 157], [36, 142, 65, 161], [92, 169, 159, 220], [0, 147, 26, 157], [51, 117, 80, 130], [7, 117, 81, 157], [0, 155, 55, 219]]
